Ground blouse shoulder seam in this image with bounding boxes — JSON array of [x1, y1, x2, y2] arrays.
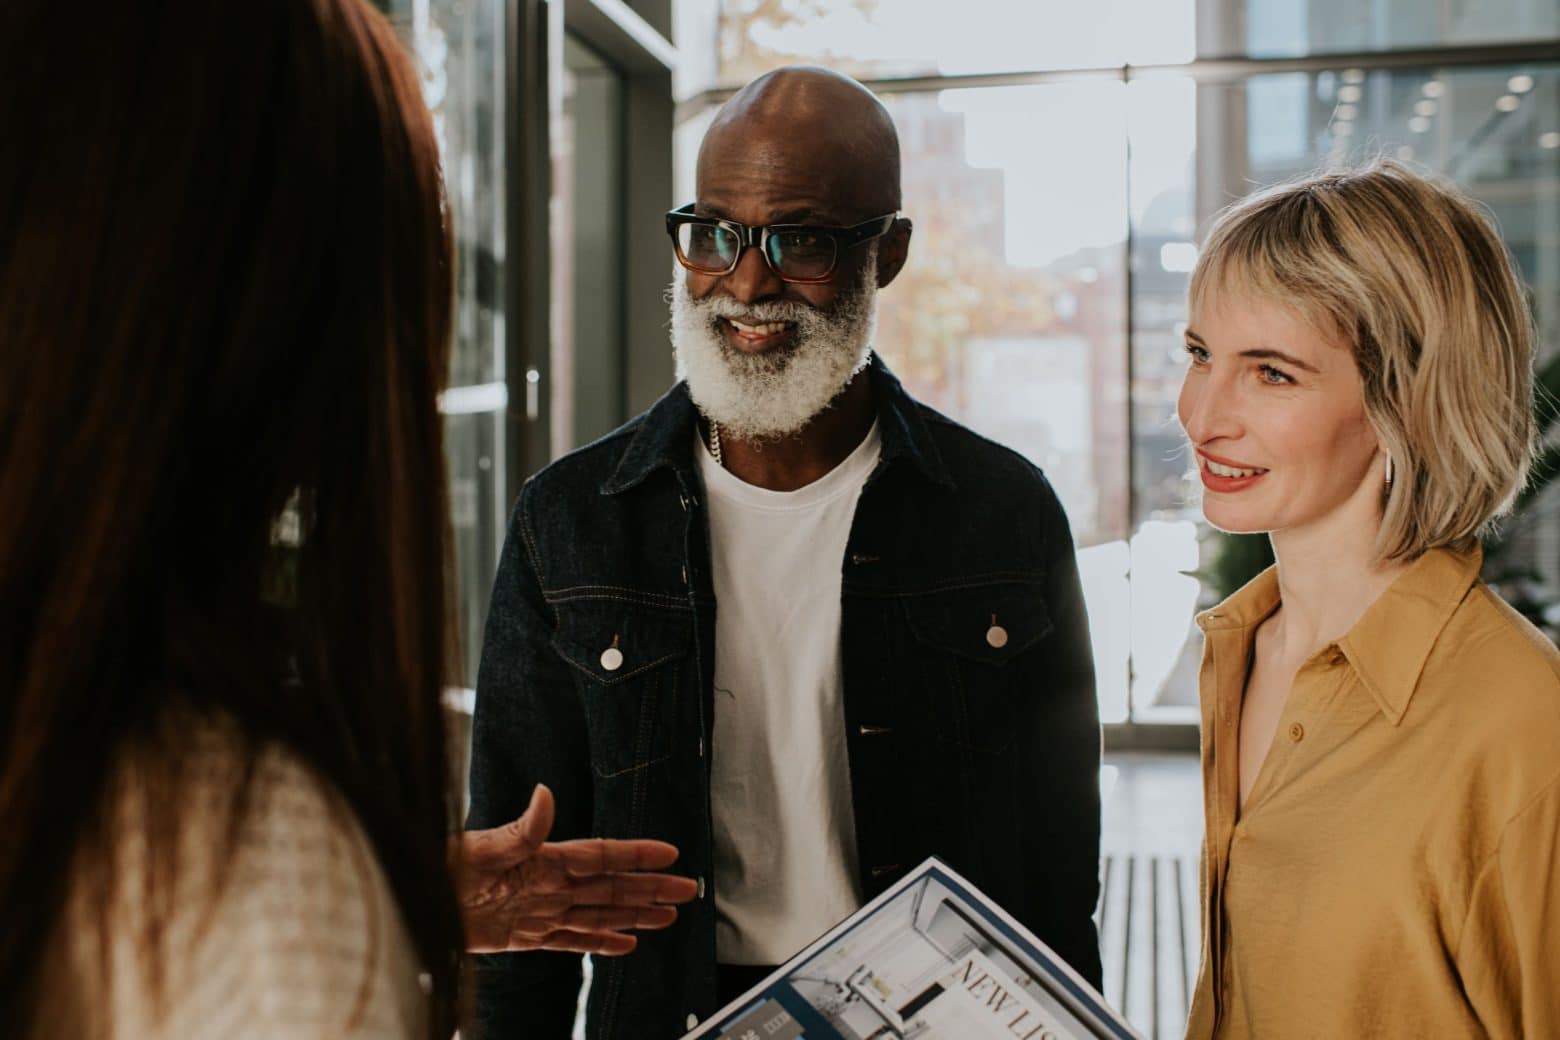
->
[[1451, 766, 1560, 961]]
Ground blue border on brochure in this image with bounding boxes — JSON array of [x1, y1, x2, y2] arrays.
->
[[702, 862, 1137, 1040], [907, 867, 1136, 1040]]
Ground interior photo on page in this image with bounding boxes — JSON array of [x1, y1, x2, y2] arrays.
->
[[684, 859, 1139, 1040]]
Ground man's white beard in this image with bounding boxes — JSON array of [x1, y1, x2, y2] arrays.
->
[[669, 245, 878, 441]]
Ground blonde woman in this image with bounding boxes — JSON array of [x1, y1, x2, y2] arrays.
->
[[1177, 161, 1559, 1039]]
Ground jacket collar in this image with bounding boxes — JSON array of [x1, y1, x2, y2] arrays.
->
[[600, 352, 955, 495], [1196, 546, 1483, 725]]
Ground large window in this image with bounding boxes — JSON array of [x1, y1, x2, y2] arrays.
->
[[387, 0, 510, 688], [384, 0, 1560, 744], [387, 0, 679, 705], [676, 0, 1559, 91], [675, 0, 1560, 735]]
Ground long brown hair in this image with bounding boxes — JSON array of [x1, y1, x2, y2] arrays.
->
[[0, 0, 464, 1034]]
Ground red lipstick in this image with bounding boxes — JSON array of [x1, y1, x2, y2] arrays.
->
[[1197, 451, 1269, 493]]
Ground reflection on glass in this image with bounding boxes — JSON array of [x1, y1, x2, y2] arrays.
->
[[863, 87, 1132, 721], [669, 24, 1560, 723], [387, 0, 509, 683], [553, 36, 627, 455], [390, 0, 507, 388], [681, 0, 1195, 93], [1227, 0, 1560, 58], [680, 0, 1559, 99], [445, 411, 502, 684]]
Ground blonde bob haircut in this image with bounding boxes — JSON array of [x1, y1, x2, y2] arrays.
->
[[1188, 158, 1536, 561]]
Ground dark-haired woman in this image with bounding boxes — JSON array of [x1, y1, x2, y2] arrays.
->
[[0, 1, 691, 1036]]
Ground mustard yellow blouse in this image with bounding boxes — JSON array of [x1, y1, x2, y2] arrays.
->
[[1185, 547, 1560, 1039]]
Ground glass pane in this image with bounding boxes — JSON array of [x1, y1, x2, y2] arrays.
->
[[445, 411, 503, 685], [388, 0, 507, 389], [871, 87, 1135, 723], [1209, 0, 1560, 59], [675, 0, 1196, 97], [552, 36, 627, 455], [1128, 63, 1560, 717], [676, 0, 1559, 96], [678, 0, 1559, 97], [387, 0, 509, 685]]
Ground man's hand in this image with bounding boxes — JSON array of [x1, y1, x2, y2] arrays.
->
[[456, 784, 700, 955]]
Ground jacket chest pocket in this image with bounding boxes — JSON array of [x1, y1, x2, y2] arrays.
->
[[551, 603, 693, 780], [900, 581, 1051, 754]]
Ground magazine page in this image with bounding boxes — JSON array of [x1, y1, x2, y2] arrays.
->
[[684, 858, 1140, 1040]]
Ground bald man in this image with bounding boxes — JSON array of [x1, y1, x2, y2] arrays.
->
[[467, 67, 1102, 1039]]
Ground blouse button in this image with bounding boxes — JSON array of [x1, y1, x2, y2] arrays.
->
[[1288, 722, 1305, 742], [986, 625, 1009, 649], [600, 646, 624, 672]]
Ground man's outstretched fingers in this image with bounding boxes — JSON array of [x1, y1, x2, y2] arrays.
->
[[557, 904, 679, 933], [551, 837, 681, 874], [567, 872, 700, 907], [537, 929, 639, 957]]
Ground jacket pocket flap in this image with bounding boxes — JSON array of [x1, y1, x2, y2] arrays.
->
[[902, 581, 1052, 665], [551, 604, 693, 686]]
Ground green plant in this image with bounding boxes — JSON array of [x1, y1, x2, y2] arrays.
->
[[1488, 350, 1560, 552], [1483, 350, 1560, 640], [1195, 530, 1274, 605]]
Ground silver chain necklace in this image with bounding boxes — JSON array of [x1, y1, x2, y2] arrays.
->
[[707, 419, 724, 468]]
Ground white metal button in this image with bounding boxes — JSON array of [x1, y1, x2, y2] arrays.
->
[[696, 875, 706, 899], [685, 1014, 699, 1030], [986, 625, 1009, 649], [600, 646, 624, 672]]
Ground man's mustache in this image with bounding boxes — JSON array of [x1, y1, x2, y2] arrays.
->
[[690, 296, 816, 324]]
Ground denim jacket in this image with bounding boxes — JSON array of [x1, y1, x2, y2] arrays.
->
[[467, 355, 1102, 1040]]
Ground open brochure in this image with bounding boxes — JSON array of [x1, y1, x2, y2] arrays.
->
[[683, 858, 1141, 1040]]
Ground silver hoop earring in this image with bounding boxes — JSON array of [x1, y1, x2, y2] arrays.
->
[[1384, 452, 1394, 489]]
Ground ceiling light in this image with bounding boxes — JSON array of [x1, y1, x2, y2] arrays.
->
[[1336, 104, 1358, 121], [1339, 85, 1362, 103], [1342, 68, 1366, 84], [1540, 131, 1560, 149], [1422, 80, 1445, 98], [1507, 74, 1535, 94], [1414, 99, 1438, 117], [1410, 116, 1431, 133], [1496, 94, 1521, 113], [1396, 145, 1414, 161], [1334, 120, 1354, 136]]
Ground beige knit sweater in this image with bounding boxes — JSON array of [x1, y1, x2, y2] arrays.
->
[[38, 724, 428, 1039]]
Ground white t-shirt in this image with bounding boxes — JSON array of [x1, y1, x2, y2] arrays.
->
[[698, 422, 881, 966]]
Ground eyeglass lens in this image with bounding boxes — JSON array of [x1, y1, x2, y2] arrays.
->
[[676, 223, 837, 280]]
